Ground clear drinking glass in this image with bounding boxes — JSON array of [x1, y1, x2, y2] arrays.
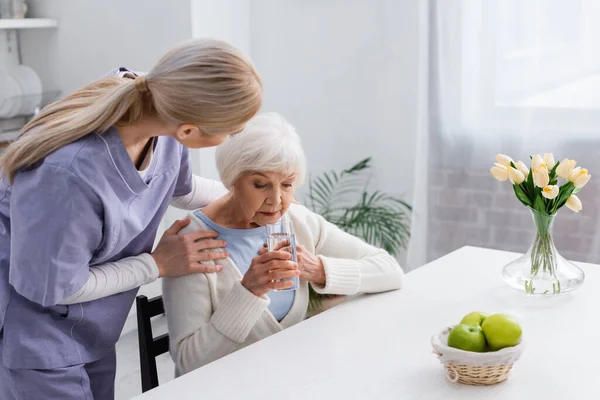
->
[[265, 216, 299, 291]]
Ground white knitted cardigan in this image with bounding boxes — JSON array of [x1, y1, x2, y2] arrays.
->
[[162, 204, 404, 376]]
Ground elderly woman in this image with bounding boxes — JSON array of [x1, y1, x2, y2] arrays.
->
[[162, 112, 404, 376]]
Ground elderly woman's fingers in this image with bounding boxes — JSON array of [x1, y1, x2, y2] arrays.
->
[[242, 251, 299, 297], [258, 246, 292, 256], [264, 259, 297, 272], [256, 250, 292, 263], [264, 269, 299, 283], [270, 279, 295, 291], [263, 240, 304, 253], [261, 241, 289, 251], [260, 240, 291, 254], [271, 239, 290, 251]]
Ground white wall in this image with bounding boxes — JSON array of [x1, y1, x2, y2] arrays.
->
[[21, 0, 193, 95], [21, 0, 421, 261], [249, 0, 421, 264], [190, 0, 251, 181], [250, 0, 420, 200], [186, 1, 423, 215]]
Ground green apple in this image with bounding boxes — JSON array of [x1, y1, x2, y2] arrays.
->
[[447, 324, 487, 353], [481, 314, 522, 351], [460, 311, 490, 327]]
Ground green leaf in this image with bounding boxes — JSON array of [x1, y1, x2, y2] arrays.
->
[[305, 158, 412, 261], [573, 187, 581, 194], [335, 190, 411, 255], [550, 160, 560, 177], [342, 157, 371, 175], [533, 193, 546, 214], [513, 184, 532, 207], [307, 168, 366, 217], [553, 183, 575, 212], [307, 284, 328, 312], [547, 161, 560, 185], [526, 168, 534, 196]]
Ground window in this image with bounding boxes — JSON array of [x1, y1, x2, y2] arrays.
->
[[454, 0, 600, 136]]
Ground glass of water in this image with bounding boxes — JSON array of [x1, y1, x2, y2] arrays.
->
[[265, 215, 299, 291]]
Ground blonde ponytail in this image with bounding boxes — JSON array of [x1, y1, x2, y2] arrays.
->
[[0, 38, 262, 183]]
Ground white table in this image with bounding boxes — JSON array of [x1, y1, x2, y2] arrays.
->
[[132, 246, 600, 399]]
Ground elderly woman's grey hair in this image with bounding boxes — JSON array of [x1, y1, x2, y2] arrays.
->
[[215, 112, 307, 188]]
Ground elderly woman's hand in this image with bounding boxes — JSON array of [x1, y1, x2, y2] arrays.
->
[[241, 251, 300, 297], [259, 242, 326, 286]]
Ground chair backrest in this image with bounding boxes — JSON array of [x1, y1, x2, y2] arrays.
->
[[136, 295, 170, 393]]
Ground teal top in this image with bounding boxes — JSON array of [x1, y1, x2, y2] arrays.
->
[[193, 210, 295, 321]]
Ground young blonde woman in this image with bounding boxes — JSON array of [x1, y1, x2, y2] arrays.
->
[[0, 39, 262, 399]]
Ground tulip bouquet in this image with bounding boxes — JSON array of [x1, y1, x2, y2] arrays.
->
[[490, 153, 590, 294], [491, 153, 590, 214]]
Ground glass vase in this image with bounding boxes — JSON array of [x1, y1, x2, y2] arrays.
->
[[502, 208, 585, 295]]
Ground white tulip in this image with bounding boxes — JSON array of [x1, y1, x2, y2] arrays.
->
[[490, 163, 509, 181], [531, 154, 545, 171], [566, 195, 582, 212], [568, 167, 591, 188], [495, 154, 513, 167], [515, 160, 529, 177], [508, 167, 525, 185], [574, 173, 591, 189], [533, 166, 550, 188], [568, 167, 581, 181], [541, 185, 559, 199], [543, 153, 556, 169], [556, 158, 576, 179]]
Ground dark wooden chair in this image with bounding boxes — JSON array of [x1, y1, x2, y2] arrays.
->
[[136, 295, 170, 392]]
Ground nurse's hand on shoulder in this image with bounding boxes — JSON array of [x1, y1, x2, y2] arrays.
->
[[241, 251, 299, 297], [151, 218, 229, 277]]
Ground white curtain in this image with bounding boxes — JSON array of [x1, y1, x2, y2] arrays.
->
[[410, 0, 600, 266]]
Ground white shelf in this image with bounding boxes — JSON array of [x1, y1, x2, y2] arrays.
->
[[0, 18, 58, 30]]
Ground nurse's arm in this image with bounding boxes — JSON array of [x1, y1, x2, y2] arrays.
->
[[170, 175, 228, 210], [57, 254, 159, 304]]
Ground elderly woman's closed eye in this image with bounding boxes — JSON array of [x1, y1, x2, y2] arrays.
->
[[162, 112, 404, 377]]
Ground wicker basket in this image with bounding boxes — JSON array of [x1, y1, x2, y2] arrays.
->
[[431, 326, 524, 386]]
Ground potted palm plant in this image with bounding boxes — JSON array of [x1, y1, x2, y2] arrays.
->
[[305, 157, 412, 315]]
